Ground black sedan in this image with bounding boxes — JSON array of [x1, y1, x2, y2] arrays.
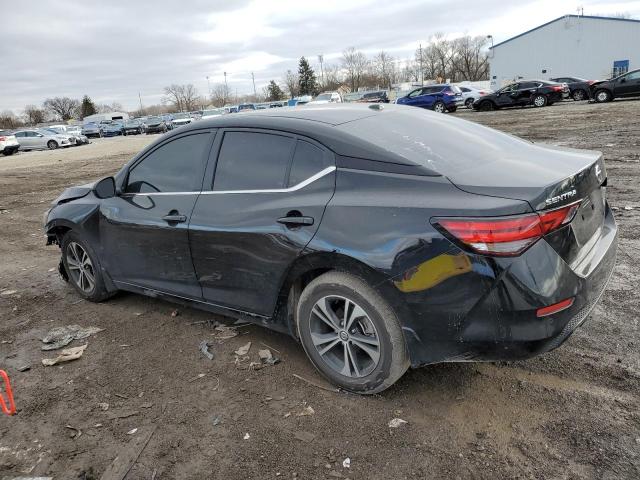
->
[[44, 104, 617, 394], [550, 77, 593, 101], [144, 116, 168, 134], [590, 68, 640, 103], [122, 119, 145, 135], [473, 80, 568, 111]]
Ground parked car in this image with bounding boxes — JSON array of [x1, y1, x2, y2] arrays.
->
[[343, 92, 364, 103], [238, 103, 257, 112], [65, 126, 90, 144], [82, 123, 103, 138], [395, 84, 463, 112], [549, 77, 593, 101], [44, 104, 616, 394], [356, 91, 389, 104], [308, 92, 343, 104], [0, 130, 20, 155], [123, 119, 146, 135], [47, 126, 89, 145], [590, 68, 640, 103], [101, 122, 124, 137], [145, 116, 168, 134], [171, 113, 193, 128], [201, 108, 225, 119], [473, 80, 567, 111], [41, 128, 77, 146], [13, 129, 71, 150], [458, 85, 492, 108]]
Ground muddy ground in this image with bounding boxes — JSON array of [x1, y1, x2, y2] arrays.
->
[[0, 101, 638, 479]]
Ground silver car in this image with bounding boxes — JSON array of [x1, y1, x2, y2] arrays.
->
[[49, 126, 89, 145], [13, 129, 71, 150]]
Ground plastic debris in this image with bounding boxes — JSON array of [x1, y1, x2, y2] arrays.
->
[[98, 402, 110, 411], [0, 289, 17, 296], [212, 325, 238, 340], [258, 348, 281, 366], [624, 205, 634, 210], [212, 416, 221, 426], [297, 405, 315, 416], [42, 344, 87, 366], [234, 341, 252, 356], [199, 341, 215, 360], [243, 432, 250, 440], [127, 428, 138, 435], [65, 425, 82, 438], [171, 309, 180, 317], [342, 458, 351, 468], [388, 418, 408, 428], [41, 325, 103, 351]]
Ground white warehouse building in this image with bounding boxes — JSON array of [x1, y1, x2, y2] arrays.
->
[[489, 15, 640, 89]]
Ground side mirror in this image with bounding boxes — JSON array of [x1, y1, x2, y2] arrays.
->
[[94, 176, 116, 199], [619, 77, 626, 83]]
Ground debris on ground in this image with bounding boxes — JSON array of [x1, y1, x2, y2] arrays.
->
[[234, 341, 252, 356], [258, 348, 281, 366], [126, 428, 138, 435], [17, 364, 31, 372], [106, 410, 139, 420], [212, 416, 221, 426], [243, 433, 250, 440], [140, 402, 153, 409], [65, 424, 82, 439], [0, 289, 17, 296], [98, 402, 110, 411], [199, 341, 215, 360], [99, 427, 155, 480], [188, 373, 206, 382], [41, 324, 103, 351], [293, 431, 315, 443], [170, 309, 180, 317], [342, 458, 351, 468], [388, 418, 408, 428], [297, 405, 315, 417], [212, 325, 238, 340], [292, 373, 340, 393], [624, 205, 634, 210], [41, 344, 88, 366]]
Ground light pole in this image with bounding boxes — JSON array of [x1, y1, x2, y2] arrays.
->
[[487, 35, 494, 58], [318, 54, 324, 88], [206, 76, 211, 95], [224, 72, 230, 104], [251, 72, 257, 98], [419, 43, 424, 86]]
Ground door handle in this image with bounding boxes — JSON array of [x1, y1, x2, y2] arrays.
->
[[162, 213, 187, 224], [277, 216, 314, 227]]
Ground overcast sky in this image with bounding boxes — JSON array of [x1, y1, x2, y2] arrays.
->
[[2, 0, 639, 113]]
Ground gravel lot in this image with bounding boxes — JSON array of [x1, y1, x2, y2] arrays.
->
[[1, 101, 639, 479]]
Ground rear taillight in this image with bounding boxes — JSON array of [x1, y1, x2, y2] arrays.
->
[[0, 136, 6, 141], [551, 86, 563, 92], [536, 298, 574, 317], [432, 201, 580, 256]]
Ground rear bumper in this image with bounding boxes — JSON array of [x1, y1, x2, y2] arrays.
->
[[2, 145, 20, 154], [393, 205, 618, 367]]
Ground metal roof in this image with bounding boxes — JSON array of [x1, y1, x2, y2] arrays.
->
[[491, 14, 640, 50]]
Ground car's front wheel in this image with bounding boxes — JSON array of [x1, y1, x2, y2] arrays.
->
[[533, 94, 548, 107], [595, 89, 612, 103], [61, 231, 113, 302], [572, 89, 586, 101], [47, 140, 58, 150], [465, 98, 475, 108], [478, 100, 494, 111], [297, 271, 409, 394]]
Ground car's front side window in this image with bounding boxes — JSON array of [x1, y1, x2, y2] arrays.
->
[[125, 132, 211, 194], [625, 71, 640, 81], [214, 132, 295, 191]]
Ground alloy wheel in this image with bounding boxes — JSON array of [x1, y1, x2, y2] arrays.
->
[[66, 242, 95, 293], [573, 90, 585, 101], [434, 102, 445, 113], [309, 295, 381, 378], [596, 91, 610, 102], [533, 95, 546, 107]]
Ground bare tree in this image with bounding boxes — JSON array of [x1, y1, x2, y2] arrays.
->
[[0, 111, 23, 129], [452, 35, 489, 81], [342, 47, 369, 91], [43, 97, 80, 121], [210, 83, 231, 107], [181, 84, 201, 111], [323, 64, 344, 91], [23, 105, 47, 125], [283, 69, 299, 99], [373, 51, 397, 89], [163, 84, 200, 112]]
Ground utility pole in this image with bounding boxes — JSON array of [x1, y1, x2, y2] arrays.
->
[[206, 76, 211, 95], [419, 43, 424, 86], [138, 92, 143, 113], [224, 72, 229, 105], [318, 54, 325, 88], [251, 72, 257, 98]]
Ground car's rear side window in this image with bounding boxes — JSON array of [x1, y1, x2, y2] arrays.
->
[[287, 140, 330, 187], [214, 132, 294, 191], [125, 132, 211, 193]]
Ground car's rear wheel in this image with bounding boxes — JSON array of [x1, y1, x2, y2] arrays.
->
[[61, 231, 113, 302], [433, 101, 446, 113], [448, 106, 457, 113], [595, 89, 612, 103], [479, 100, 494, 111], [297, 271, 409, 394], [572, 89, 586, 101], [465, 98, 475, 108], [47, 140, 58, 150], [533, 94, 548, 107]]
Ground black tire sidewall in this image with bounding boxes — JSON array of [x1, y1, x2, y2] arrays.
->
[[61, 231, 109, 302], [297, 275, 401, 393]]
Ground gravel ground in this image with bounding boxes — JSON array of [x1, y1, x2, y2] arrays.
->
[[0, 102, 638, 479]]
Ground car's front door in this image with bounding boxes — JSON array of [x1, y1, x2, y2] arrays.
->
[[189, 129, 336, 317], [615, 71, 640, 97], [496, 84, 518, 107], [516, 82, 538, 105], [99, 130, 215, 298]]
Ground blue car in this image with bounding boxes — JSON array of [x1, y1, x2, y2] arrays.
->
[[100, 122, 124, 137], [395, 84, 463, 113]]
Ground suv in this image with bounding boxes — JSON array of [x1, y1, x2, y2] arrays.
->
[[45, 105, 616, 394], [395, 85, 463, 112], [590, 69, 640, 103], [550, 77, 594, 101], [357, 91, 389, 104], [473, 80, 567, 111], [0, 130, 20, 156]]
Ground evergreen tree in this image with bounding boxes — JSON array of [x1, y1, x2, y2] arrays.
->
[[297, 57, 318, 96], [266, 80, 285, 101], [79, 95, 97, 119]]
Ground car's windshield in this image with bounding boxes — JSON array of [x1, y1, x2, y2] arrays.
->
[[238, 104, 254, 110], [173, 113, 189, 119], [203, 109, 222, 117], [147, 116, 162, 122], [314, 94, 332, 101]]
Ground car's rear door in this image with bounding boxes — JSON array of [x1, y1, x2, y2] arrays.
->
[[189, 129, 336, 316], [99, 129, 215, 298]]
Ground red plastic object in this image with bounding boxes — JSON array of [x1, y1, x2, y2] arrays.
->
[[0, 370, 16, 416]]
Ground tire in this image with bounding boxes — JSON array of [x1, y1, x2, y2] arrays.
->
[[47, 140, 58, 150], [572, 89, 586, 101], [448, 106, 457, 113], [533, 94, 548, 107], [296, 271, 409, 394], [465, 98, 475, 109], [595, 89, 612, 103], [4, 149, 15, 156], [432, 101, 446, 113], [479, 100, 494, 111], [61, 231, 114, 302]]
